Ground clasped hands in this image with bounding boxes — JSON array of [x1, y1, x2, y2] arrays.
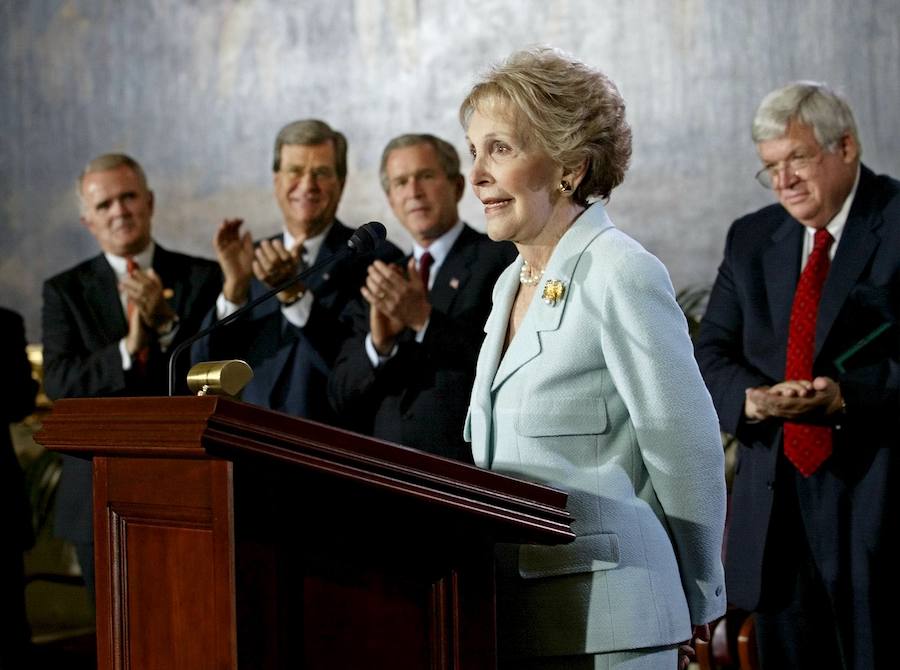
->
[[745, 376, 844, 422], [361, 258, 432, 355], [214, 218, 306, 305], [120, 267, 176, 355]]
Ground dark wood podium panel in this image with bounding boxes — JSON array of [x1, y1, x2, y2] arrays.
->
[[37, 397, 573, 669], [95, 456, 236, 669]]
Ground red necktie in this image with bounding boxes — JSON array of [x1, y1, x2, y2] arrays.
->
[[783, 228, 834, 476], [126, 257, 150, 372], [419, 252, 434, 291]]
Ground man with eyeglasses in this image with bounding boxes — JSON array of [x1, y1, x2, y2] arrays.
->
[[193, 119, 400, 420], [696, 82, 900, 669], [328, 134, 515, 461]]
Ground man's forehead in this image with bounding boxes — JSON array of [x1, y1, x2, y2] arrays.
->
[[387, 144, 440, 175], [757, 122, 820, 159], [389, 165, 440, 179], [280, 141, 336, 164], [81, 166, 144, 198]]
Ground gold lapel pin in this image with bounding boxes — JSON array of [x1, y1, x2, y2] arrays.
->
[[541, 279, 566, 306]]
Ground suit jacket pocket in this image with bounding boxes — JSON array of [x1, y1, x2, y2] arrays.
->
[[519, 532, 619, 579], [516, 396, 608, 437]]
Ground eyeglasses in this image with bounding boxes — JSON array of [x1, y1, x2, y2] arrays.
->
[[280, 166, 337, 183], [754, 152, 824, 189]]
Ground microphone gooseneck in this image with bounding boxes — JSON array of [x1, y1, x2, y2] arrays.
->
[[167, 221, 387, 396]]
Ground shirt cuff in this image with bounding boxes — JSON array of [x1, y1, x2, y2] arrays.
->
[[414, 317, 430, 343], [119, 338, 132, 371], [281, 291, 314, 328], [365, 333, 398, 368], [157, 319, 180, 352], [216, 292, 243, 319]]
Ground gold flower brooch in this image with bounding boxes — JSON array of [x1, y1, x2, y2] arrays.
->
[[541, 279, 566, 306]]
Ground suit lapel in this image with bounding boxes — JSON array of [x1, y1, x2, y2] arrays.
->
[[83, 255, 127, 343], [488, 264, 533, 391], [151, 244, 186, 317], [491, 204, 613, 391], [816, 171, 881, 357], [303, 222, 352, 294], [319, 221, 351, 258], [429, 226, 476, 315], [763, 217, 804, 352], [468, 262, 515, 465]]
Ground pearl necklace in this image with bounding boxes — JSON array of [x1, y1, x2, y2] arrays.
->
[[519, 260, 545, 286]]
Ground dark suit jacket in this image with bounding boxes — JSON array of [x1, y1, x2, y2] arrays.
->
[[42, 244, 222, 543], [1, 307, 38, 552], [191, 221, 402, 422], [695, 165, 900, 628], [328, 225, 516, 461]]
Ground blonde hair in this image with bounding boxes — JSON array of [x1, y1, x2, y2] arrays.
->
[[460, 47, 632, 204]]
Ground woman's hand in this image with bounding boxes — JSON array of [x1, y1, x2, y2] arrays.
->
[[678, 623, 710, 669]]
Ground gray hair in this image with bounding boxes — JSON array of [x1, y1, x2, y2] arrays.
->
[[272, 119, 348, 180], [77, 153, 149, 209], [459, 46, 632, 205], [379, 134, 461, 193], [752, 81, 861, 154]]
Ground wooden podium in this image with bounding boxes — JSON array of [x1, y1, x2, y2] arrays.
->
[[36, 397, 573, 669]]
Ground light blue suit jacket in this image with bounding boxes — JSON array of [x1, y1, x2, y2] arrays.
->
[[465, 203, 727, 657]]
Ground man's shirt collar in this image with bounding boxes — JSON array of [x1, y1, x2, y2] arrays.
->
[[105, 241, 155, 279], [412, 220, 463, 267], [284, 222, 333, 264]]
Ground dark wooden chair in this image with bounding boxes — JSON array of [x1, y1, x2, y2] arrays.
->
[[735, 613, 758, 670], [696, 609, 758, 670]]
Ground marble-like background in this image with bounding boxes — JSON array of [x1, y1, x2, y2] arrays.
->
[[3, 0, 900, 341]]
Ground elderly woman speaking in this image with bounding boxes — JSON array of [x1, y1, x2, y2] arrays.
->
[[461, 48, 727, 670]]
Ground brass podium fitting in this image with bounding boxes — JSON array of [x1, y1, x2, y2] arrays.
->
[[186, 360, 253, 397]]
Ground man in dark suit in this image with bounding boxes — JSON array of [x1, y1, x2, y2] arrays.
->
[[192, 119, 401, 421], [328, 134, 515, 461], [1, 307, 38, 667], [42, 153, 222, 599], [695, 82, 900, 670]]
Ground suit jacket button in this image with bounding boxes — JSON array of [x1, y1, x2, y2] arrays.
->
[[766, 481, 775, 491], [715, 585, 723, 596]]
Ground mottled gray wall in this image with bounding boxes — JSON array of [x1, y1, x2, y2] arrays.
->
[[3, 0, 900, 341]]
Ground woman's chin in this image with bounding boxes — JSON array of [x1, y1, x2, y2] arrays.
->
[[486, 217, 515, 242]]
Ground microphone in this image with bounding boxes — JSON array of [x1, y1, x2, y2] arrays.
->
[[347, 221, 386, 254], [167, 221, 387, 396]]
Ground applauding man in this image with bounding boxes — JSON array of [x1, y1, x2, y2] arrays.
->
[[42, 153, 221, 599], [194, 119, 400, 421], [329, 134, 515, 460]]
